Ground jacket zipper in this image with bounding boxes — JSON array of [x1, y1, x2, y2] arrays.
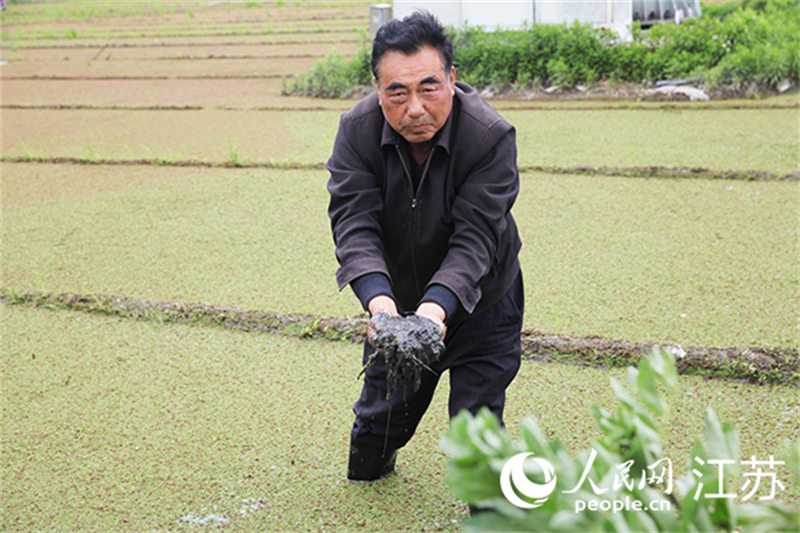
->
[[395, 145, 435, 297]]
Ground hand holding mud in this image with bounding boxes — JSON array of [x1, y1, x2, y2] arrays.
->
[[415, 301, 447, 341], [363, 313, 445, 400], [366, 295, 398, 341]]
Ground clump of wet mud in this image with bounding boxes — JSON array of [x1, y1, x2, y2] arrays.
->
[[361, 312, 445, 454], [364, 313, 444, 400]]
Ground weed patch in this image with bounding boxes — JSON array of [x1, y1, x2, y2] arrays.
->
[[283, 30, 371, 98], [226, 138, 251, 167]]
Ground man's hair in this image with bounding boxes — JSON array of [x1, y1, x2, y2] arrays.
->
[[371, 11, 454, 82]]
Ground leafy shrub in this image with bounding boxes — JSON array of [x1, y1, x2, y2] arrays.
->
[[452, 21, 617, 89], [440, 348, 799, 532], [292, 1, 798, 97], [283, 30, 372, 98], [704, 1, 800, 89]]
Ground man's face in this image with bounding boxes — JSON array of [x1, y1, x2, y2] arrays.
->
[[374, 45, 456, 149]]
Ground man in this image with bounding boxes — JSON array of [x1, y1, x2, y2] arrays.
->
[[327, 11, 524, 481]]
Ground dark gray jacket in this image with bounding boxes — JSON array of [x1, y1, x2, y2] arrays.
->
[[327, 81, 521, 323]]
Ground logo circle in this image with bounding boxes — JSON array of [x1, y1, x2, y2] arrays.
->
[[500, 452, 557, 509]]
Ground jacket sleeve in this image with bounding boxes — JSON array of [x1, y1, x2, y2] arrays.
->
[[326, 114, 391, 291], [428, 124, 519, 313]]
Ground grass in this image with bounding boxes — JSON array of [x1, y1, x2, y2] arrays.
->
[[1, 305, 797, 531], [227, 138, 251, 167]]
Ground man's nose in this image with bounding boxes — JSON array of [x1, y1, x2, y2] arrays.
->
[[407, 92, 425, 118]]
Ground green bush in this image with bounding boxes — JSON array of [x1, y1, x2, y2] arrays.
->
[[440, 348, 799, 532], [704, 1, 800, 89], [292, 1, 798, 97], [452, 0, 799, 90], [452, 21, 618, 88], [283, 30, 372, 98]]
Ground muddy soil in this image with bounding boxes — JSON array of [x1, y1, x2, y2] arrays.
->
[[1, 77, 297, 108], [3, 2, 370, 42], [1, 40, 344, 85], [367, 313, 444, 396], [1, 57, 320, 79], [519, 331, 798, 387], [4, 41, 357, 63], [3, 32, 364, 50], [1, 26, 359, 106], [5, 2, 370, 30]]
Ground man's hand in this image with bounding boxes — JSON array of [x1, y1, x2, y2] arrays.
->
[[368, 295, 398, 317], [415, 301, 446, 341], [367, 295, 398, 344]]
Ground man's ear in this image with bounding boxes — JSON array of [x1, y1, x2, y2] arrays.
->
[[449, 67, 456, 95]]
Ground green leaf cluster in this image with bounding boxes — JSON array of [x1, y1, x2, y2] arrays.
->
[[283, 30, 372, 98], [291, 1, 798, 97], [653, 1, 799, 89], [451, 21, 617, 89], [440, 347, 799, 532], [450, 1, 798, 90]]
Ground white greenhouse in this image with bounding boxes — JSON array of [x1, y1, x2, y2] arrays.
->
[[391, 0, 702, 41]]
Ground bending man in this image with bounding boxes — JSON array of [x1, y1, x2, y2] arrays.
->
[[327, 11, 524, 481]]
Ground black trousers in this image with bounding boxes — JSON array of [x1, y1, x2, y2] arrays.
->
[[351, 271, 524, 450]]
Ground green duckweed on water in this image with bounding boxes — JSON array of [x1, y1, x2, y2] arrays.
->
[[2, 305, 797, 531]]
